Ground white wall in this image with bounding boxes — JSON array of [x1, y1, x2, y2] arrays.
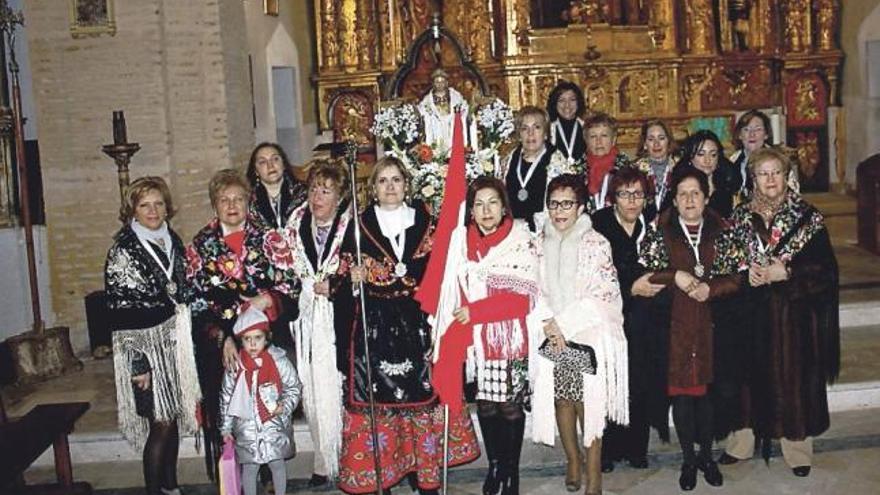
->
[[844, 4, 880, 186], [0, 226, 55, 342], [0, 1, 52, 344], [243, 0, 319, 166]]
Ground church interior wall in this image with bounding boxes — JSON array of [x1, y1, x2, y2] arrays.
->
[[4, 0, 873, 354], [841, 0, 880, 188], [0, 0, 53, 343], [22, 0, 254, 353], [243, 0, 321, 166]]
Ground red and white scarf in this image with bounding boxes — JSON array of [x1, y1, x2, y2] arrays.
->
[[239, 349, 282, 424]]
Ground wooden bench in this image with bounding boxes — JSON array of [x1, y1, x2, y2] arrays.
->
[[0, 401, 92, 495]]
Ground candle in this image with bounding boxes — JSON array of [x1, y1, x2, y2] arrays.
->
[[112, 110, 127, 144]]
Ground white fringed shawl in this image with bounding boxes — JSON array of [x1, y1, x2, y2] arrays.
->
[[112, 304, 202, 449], [286, 202, 350, 477], [456, 221, 548, 380], [532, 214, 629, 447]]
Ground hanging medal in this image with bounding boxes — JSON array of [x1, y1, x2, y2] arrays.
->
[[387, 229, 408, 278], [139, 238, 177, 297], [678, 216, 705, 278], [554, 120, 580, 164], [516, 146, 546, 202]]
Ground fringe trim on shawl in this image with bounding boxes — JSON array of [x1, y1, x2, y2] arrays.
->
[[288, 203, 349, 477], [583, 329, 629, 446], [112, 304, 202, 449], [531, 328, 629, 448], [294, 296, 344, 477]]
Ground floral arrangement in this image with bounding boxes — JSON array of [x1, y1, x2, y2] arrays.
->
[[475, 98, 515, 152], [403, 142, 499, 213], [370, 103, 421, 155], [370, 97, 517, 215]]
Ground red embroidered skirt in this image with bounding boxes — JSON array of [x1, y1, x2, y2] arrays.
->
[[337, 404, 480, 493]]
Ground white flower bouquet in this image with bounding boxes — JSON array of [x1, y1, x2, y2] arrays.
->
[[370, 103, 421, 156]]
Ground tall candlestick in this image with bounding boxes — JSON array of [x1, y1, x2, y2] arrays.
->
[[112, 110, 127, 144]]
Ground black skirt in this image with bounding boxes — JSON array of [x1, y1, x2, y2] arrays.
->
[[349, 296, 435, 407]]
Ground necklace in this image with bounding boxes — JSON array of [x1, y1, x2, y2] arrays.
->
[[138, 237, 177, 297], [678, 216, 705, 278], [515, 146, 546, 202], [553, 120, 581, 162]]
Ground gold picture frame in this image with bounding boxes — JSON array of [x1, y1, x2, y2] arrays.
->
[[69, 0, 116, 38], [264, 0, 279, 16]]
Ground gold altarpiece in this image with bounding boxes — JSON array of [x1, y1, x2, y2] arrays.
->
[[313, 0, 842, 191]]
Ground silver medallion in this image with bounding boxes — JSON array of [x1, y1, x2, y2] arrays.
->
[[166, 281, 178, 296], [517, 188, 528, 201], [394, 262, 408, 277], [694, 263, 704, 278]]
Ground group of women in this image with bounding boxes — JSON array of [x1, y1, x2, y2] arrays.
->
[[103, 79, 840, 495]]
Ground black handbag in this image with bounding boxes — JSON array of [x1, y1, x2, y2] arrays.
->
[[538, 339, 597, 375]]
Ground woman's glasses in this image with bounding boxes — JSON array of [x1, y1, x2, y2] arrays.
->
[[615, 190, 646, 201], [547, 199, 577, 210]]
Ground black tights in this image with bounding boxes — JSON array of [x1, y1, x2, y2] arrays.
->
[[672, 395, 713, 466], [143, 420, 179, 495], [477, 400, 525, 494]]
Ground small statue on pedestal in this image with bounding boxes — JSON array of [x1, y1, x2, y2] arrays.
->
[[729, 0, 751, 51], [417, 69, 472, 152]]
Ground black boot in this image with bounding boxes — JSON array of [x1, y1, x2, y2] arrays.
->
[[679, 463, 697, 491], [698, 458, 723, 487], [478, 412, 502, 495], [500, 412, 525, 495]]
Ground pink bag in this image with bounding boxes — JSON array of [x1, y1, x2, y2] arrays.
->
[[218, 438, 241, 495]]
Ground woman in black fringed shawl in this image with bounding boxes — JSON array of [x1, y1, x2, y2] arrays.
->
[[711, 147, 840, 477]]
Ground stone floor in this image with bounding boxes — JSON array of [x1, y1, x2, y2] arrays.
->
[[6, 192, 880, 494], [20, 407, 880, 494]]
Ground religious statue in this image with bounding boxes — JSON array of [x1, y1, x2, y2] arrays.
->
[[320, 0, 338, 68], [815, 0, 838, 51], [417, 69, 473, 151], [685, 0, 716, 54], [613, 0, 645, 25], [729, 0, 751, 51], [564, 0, 605, 25], [783, 0, 808, 52]]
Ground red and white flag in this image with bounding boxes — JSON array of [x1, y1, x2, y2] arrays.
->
[[416, 111, 472, 411]]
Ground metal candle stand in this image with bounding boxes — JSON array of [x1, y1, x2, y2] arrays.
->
[[101, 110, 140, 206]]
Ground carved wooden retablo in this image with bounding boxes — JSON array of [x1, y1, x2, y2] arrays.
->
[[313, 0, 842, 192]]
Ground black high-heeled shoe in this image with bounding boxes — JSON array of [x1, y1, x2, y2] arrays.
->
[[483, 460, 501, 495], [499, 464, 519, 495], [792, 466, 811, 477], [307, 474, 329, 487], [679, 463, 698, 491], [628, 455, 649, 469], [698, 459, 724, 487]]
